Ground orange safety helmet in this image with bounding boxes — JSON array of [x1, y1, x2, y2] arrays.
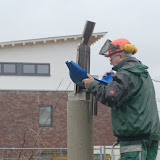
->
[[99, 38, 137, 57]]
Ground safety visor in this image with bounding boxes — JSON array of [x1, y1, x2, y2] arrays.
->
[[99, 39, 120, 57]]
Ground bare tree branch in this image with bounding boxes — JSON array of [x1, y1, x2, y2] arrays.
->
[[152, 79, 160, 83], [29, 82, 71, 159]]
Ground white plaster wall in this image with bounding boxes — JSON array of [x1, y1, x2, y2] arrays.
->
[[0, 40, 80, 91]]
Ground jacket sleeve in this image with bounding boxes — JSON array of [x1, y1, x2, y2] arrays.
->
[[88, 73, 135, 107]]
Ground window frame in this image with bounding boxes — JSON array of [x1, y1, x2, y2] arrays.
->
[[37, 64, 50, 75], [0, 62, 50, 76], [39, 105, 53, 127], [22, 63, 36, 75], [22, 63, 50, 76], [0, 63, 17, 75]]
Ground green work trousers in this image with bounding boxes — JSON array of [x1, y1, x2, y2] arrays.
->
[[119, 139, 158, 160]]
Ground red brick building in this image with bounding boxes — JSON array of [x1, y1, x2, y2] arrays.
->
[[0, 90, 116, 148]]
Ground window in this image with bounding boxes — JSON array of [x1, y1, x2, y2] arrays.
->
[[37, 64, 49, 74], [39, 105, 53, 127], [4, 64, 16, 73], [0, 62, 50, 76], [0, 63, 17, 75], [22, 63, 50, 75], [23, 64, 35, 74]]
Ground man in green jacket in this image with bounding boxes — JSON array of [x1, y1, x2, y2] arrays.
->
[[83, 38, 160, 160]]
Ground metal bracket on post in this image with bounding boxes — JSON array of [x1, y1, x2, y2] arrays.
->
[[90, 75, 98, 116], [94, 98, 98, 116]]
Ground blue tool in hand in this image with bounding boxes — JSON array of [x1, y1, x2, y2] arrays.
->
[[66, 61, 113, 88]]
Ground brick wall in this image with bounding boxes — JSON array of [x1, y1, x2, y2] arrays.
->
[[93, 102, 116, 146], [0, 91, 116, 148]]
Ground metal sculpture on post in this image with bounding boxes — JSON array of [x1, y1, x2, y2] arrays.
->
[[75, 20, 95, 93], [75, 20, 98, 116]]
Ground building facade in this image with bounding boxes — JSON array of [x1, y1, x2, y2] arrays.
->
[[0, 33, 117, 158]]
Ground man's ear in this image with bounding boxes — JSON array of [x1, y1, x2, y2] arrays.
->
[[119, 53, 124, 59]]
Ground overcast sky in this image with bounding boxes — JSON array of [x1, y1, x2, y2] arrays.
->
[[0, 0, 160, 108]]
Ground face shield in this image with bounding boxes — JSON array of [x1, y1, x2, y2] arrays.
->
[[99, 39, 120, 57]]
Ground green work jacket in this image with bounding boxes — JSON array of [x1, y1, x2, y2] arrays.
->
[[88, 57, 160, 141]]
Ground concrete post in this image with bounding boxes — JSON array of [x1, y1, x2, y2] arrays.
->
[[67, 100, 93, 160], [103, 146, 106, 160], [100, 146, 102, 160]]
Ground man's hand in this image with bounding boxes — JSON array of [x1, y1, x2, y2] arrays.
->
[[103, 71, 116, 77], [82, 74, 95, 89]]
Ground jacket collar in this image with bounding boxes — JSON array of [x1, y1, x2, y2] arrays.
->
[[112, 57, 140, 71], [112, 58, 128, 71]]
